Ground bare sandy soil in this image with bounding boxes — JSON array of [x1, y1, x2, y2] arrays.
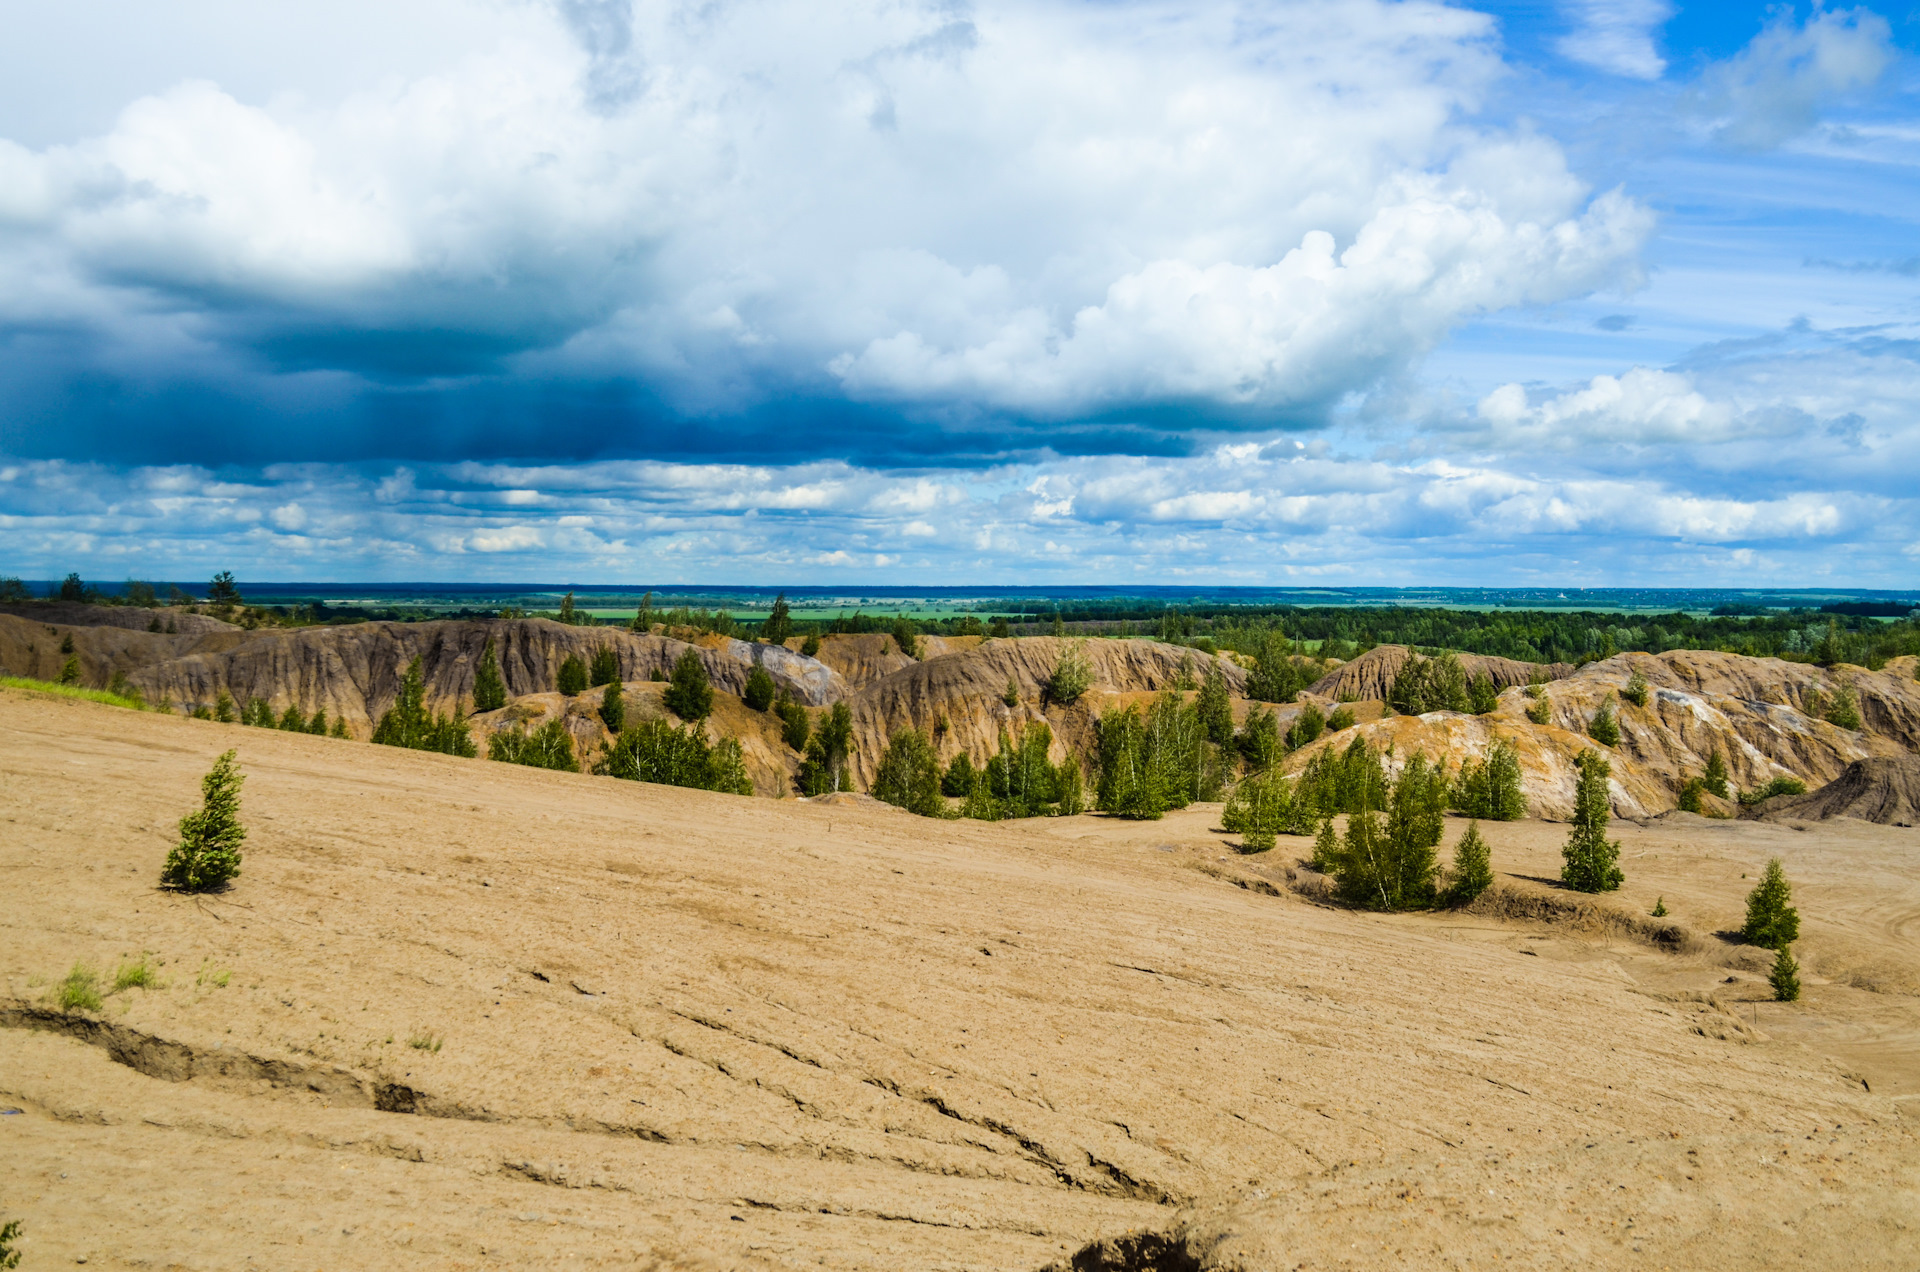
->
[[3, 687, 1919, 1270]]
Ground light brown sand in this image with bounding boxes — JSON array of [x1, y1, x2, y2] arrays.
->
[[3, 687, 1917, 1270]]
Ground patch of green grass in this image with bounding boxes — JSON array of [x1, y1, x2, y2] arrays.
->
[[195, 960, 231, 988], [112, 957, 159, 992], [54, 963, 102, 1012], [407, 1030, 443, 1053], [0, 675, 146, 711]]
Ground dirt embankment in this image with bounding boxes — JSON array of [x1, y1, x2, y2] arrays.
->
[[1751, 756, 1920, 827], [1306, 644, 1575, 701]]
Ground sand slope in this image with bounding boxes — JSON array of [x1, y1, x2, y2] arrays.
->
[[3, 687, 1919, 1269]]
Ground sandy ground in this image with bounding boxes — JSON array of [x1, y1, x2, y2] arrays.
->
[[3, 686, 1918, 1270]]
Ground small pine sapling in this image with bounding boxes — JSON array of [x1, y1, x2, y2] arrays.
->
[[1824, 680, 1862, 731], [1002, 677, 1020, 707], [941, 751, 978, 796], [1622, 667, 1649, 708], [1703, 748, 1730, 798], [1651, 896, 1668, 917], [329, 716, 350, 739], [1326, 705, 1356, 732], [801, 632, 822, 658], [600, 680, 625, 733], [1769, 945, 1801, 1002], [279, 704, 306, 731], [1047, 640, 1093, 705], [1444, 822, 1493, 907], [1587, 695, 1620, 747], [890, 615, 921, 659], [1741, 858, 1801, 950], [1310, 818, 1338, 872], [1677, 778, 1705, 813], [1525, 685, 1552, 726], [557, 653, 588, 697], [1561, 749, 1623, 893], [162, 749, 246, 892], [214, 691, 235, 723], [742, 664, 776, 712], [58, 655, 80, 684], [308, 708, 327, 735], [0, 1216, 20, 1270], [471, 639, 508, 712], [663, 649, 714, 721]]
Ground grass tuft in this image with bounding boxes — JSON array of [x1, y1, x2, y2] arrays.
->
[[113, 957, 159, 992], [407, 1030, 444, 1053], [0, 675, 146, 711], [54, 963, 103, 1012]]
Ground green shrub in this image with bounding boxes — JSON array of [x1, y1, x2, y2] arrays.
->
[[1468, 672, 1499, 715], [1622, 668, 1650, 708], [1002, 677, 1020, 707], [1222, 768, 1293, 852], [1197, 659, 1234, 744], [191, 705, 213, 720], [760, 593, 794, 646], [1741, 858, 1801, 949], [1309, 817, 1338, 872], [1235, 704, 1282, 770], [1651, 896, 1667, 917], [329, 716, 350, 739], [1443, 821, 1493, 906], [57, 655, 80, 684], [801, 632, 822, 658], [1047, 639, 1094, 705], [941, 751, 978, 796], [472, 638, 508, 712], [162, 749, 246, 892], [775, 696, 811, 751], [598, 718, 752, 794], [373, 658, 474, 756], [488, 718, 579, 772], [1325, 704, 1355, 732], [797, 702, 854, 795], [1450, 737, 1525, 820], [1389, 651, 1471, 715], [0, 1216, 20, 1270], [1738, 775, 1807, 805], [1326, 753, 1446, 910], [1770, 945, 1801, 1002], [1054, 755, 1086, 816], [0, 675, 147, 711], [1285, 703, 1326, 751], [1094, 692, 1211, 820], [599, 680, 625, 733], [208, 571, 241, 606], [1525, 692, 1552, 726], [743, 664, 776, 711], [1245, 631, 1307, 704], [1587, 695, 1620, 746], [279, 704, 306, 731], [1561, 750, 1623, 893], [214, 691, 235, 723], [1825, 680, 1862, 730], [1703, 749, 1729, 798], [1293, 734, 1390, 820], [871, 729, 944, 816], [663, 649, 713, 721], [589, 645, 619, 688], [1677, 777, 1705, 813], [890, 616, 921, 659], [557, 653, 588, 697], [55, 963, 103, 1012]]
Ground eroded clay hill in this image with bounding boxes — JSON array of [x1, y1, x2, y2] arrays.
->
[[4, 689, 1919, 1270]]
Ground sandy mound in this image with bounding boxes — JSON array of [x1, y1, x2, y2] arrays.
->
[[1306, 644, 1574, 701], [1751, 757, 1920, 827]]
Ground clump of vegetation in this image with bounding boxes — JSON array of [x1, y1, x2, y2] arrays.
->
[[1825, 680, 1862, 731], [1001, 676, 1020, 707], [1651, 896, 1667, 917], [408, 1030, 443, 1053], [589, 645, 620, 688], [0, 674, 148, 712], [1677, 778, 1706, 813], [1094, 691, 1226, 819], [871, 729, 944, 816], [1443, 822, 1494, 906], [1325, 704, 1356, 732], [372, 659, 475, 756], [598, 718, 753, 794], [472, 639, 508, 711], [162, 749, 246, 892], [1294, 734, 1391, 822], [944, 722, 1085, 820], [599, 679, 625, 733], [1561, 749, 1623, 893], [1047, 639, 1094, 705], [1388, 651, 1471, 715], [1285, 703, 1326, 751], [1222, 767, 1291, 852], [487, 718, 578, 772], [1323, 753, 1448, 910], [941, 751, 978, 796], [1468, 672, 1499, 715], [1738, 775, 1807, 806], [801, 632, 822, 658], [742, 664, 777, 712], [890, 615, 921, 659], [759, 593, 794, 646], [1450, 737, 1526, 820], [54, 963, 103, 1012], [1524, 678, 1552, 726], [1622, 667, 1650, 708], [557, 653, 588, 697], [1587, 694, 1620, 747], [1741, 858, 1801, 950], [774, 694, 811, 752], [1769, 945, 1802, 1002], [1235, 704, 1283, 771], [1245, 631, 1315, 704], [1196, 659, 1234, 745], [113, 957, 159, 992], [0, 1215, 20, 1270], [663, 649, 713, 722], [213, 691, 235, 723], [797, 702, 854, 795]]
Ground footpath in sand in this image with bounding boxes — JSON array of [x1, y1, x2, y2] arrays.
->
[[2, 687, 1918, 1270]]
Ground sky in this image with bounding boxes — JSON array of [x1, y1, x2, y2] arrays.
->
[[0, 0, 1916, 585]]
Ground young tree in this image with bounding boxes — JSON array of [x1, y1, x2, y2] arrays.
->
[[1825, 680, 1862, 731], [0, 576, 29, 602], [1197, 658, 1234, 745], [308, 708, 327, 735], [989, 617, 1010, 638], [1525, 684, 1552, 726], [589, 645, 620, 688], [1310, 817, 1338, 871], [761, 593, 794, 646], [1054, 755, 1086, 815], [1741, 858, 1801, 949], [472, 639, 508, 712], [60, 571, 87, 602], [1002, 677, 1020, 707], [57, 655, 80, 684], [207, 571, 241, 607], [1485, 737, 1526, 820], [557, 653, 588, 697], [600, 680, 625, 733], [214, 691, 235, 723], [1703, 749, 1730, 799], [1588, 695, 1620, 747], [742, 664, 776, 711], [329, 715, 350, 739], [775, 696, 811, 752], [1443, 822, 1494, 906], [1285, 703, 1327, 751], [1622, 667, 1650, 708], [890, 615, 921, 659], [374, 657, 475, 756], [1235, 705, 1282, 771], [942, 751, 978, 796], [125, 579, 158, 608], [162, 749, 245, 891], [1047, 639, 1094, 705], [490, 718, 579, 771], [1222, 768, 1293, 852], [797, 702, 854, 795], [872, 728, 944, 816], [663, 648, 713, 721], [1769, 945, 1802, 1002], [1468, 672, 1500, 715], [1561, 750, 1624, 893], [279, 704, 306, 731], [1326, 704, 1356, 732], [558, 591, 579, 625], [801, 632, 822, 658]]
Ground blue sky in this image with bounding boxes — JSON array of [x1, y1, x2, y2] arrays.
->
[[0, 0, 1916, 584]]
